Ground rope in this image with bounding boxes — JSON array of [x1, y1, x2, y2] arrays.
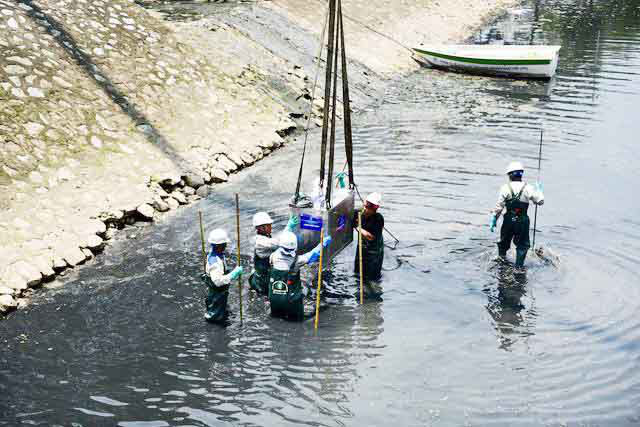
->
[[293, 4, 330, 203], [311, 0, 414, 53]]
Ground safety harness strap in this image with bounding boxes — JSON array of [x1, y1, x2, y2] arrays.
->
[[338, 0, 354, 189], [325, 15, 340, 208], [319, 0, 337, 189], [508, 182, 527, 202]]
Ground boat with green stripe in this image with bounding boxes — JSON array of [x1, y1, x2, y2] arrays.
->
[[413, 45, 561, 79]]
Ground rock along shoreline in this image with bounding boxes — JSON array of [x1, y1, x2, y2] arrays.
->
[[0, 0, 517, 316]]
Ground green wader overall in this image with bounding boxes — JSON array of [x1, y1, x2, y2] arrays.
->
[[355, 233, 384, 282], [249, 252, 270, 295], [269, 268, 304, 321], [202, 269, 230, 325], [498, 184, 530, 268]]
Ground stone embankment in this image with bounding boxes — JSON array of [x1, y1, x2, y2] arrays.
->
[[0, 0, 515, 315]]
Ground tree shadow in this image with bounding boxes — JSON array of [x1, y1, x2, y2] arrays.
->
[[23, 0, 191, 171]]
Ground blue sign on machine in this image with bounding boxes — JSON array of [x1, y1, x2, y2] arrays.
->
[[300, 214, 323, 231]]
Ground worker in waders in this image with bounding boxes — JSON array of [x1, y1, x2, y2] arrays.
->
[[355, 192, 385, 284], [250, 212, 299, 296], [489, 161, 544, 268], [203, 228, 243, 325], [269, 231, 331, 321]]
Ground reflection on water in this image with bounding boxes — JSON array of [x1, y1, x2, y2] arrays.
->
[[2, 0, 640, 425], [484, 262, 536, 352]]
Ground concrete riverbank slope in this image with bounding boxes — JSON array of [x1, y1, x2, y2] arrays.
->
[[0, 0, 515, 314]]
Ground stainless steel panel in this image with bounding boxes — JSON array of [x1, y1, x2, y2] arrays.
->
[[289, 191, 354, 269]]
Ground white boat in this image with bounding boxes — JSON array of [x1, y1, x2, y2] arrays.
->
[[413, 45, 561, 79]]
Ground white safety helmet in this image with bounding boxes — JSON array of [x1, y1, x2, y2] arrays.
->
[[365, 192, 382, 207], [278, 231, 298, 252], [208, 228, 230, 245], [252, 211, 273, 228], [505, 161, 525, 175]]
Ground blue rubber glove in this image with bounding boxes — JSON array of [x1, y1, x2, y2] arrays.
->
[[307, 236, 332, 264], [489, 215, 497, 233], [336, 172, 347, 189], [534, 181, 543, 192], [229, 266, 243, 280], [286, 214, 300, 231]]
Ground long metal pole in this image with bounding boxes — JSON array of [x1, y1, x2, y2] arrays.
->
[[235, 193, 243, 325], [314, 229, 325, 330], [532, 129, 543, 250], [358, 211, 364, 304], [199, 211, 207, 273]]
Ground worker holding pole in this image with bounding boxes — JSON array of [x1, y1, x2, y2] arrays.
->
[[268, 231, 331, 321], [354, 192, 385, 289], [489, 161, 545, 269], [201, 227, 243, 326]]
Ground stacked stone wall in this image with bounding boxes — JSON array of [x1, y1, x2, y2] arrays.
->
[[0, 0, 297, 312]]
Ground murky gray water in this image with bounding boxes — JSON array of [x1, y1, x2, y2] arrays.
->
[[2, 0, 640, 425]]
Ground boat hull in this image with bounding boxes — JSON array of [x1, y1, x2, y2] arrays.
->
[[413, 46, 560, 79]]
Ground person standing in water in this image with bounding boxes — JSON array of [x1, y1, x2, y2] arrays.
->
[[355, 192, 385, 283], [250, 212, 299, 296], [204, 228, 243, 325], [489, 161, 544, 268], [269, 231, 331, 321]]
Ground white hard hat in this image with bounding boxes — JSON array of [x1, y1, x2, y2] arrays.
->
[[208, 228, 230, 245], [279, 231, 298, 251], [365, 192, 382, 206], [506, 161, 525, 175], [252, 211, 273, 227]]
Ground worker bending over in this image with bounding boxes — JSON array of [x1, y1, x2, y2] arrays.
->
[[490, 161, 544, 268], [250, 212, 299, 295], [269, 231, 331, 321], [355, 192, 385, 282], [204, 228, 243, 325]]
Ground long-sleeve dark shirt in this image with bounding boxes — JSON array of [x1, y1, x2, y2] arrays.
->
[[355, 210, 384, 241]]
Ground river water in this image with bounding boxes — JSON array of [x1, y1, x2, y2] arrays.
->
[[2, 0, 640, 426]]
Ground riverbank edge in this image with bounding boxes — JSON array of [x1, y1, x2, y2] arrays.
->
[[0, 0, 518, 317]]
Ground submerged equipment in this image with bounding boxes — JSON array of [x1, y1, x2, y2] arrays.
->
[[290, 0, 356, 268]]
